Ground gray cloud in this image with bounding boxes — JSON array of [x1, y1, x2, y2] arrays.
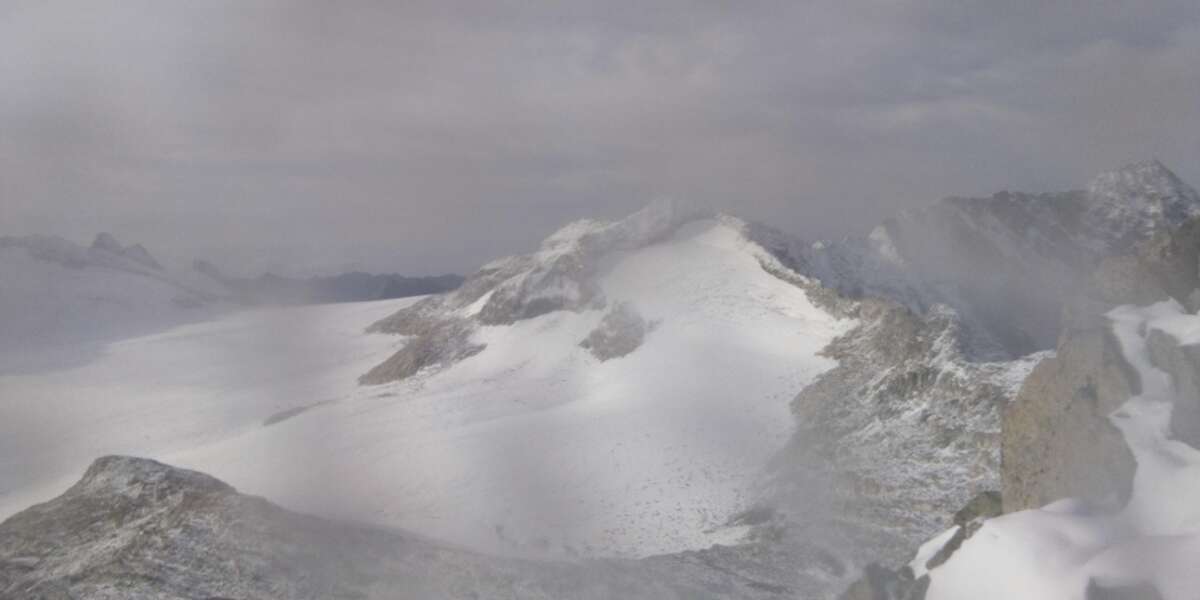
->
[[2, 1, 1198, 275]]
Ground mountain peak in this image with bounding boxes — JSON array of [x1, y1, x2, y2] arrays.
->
[[1087, 159, 1197, 205], [90, 232, 164, 271], [91, 232, 124, 254], [1083, 160, 1200, 247], [73, 455, 235, 499]]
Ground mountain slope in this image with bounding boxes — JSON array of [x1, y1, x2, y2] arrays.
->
[[0, 456, 791, 600], [199, 206, 855, 559], [6, 162, 1200, 599], [0, 298, 417, 524]]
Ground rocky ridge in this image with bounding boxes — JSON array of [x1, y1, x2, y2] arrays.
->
[[0, 456, 808, 600]]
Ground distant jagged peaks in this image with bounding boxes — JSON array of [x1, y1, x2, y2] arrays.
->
[[1084, 159, 1200, 248], [796, 159, 1200, 357], [1087, 159, 1197, 204], [90, 232, 124, 254], [91, 232, 164, 271]]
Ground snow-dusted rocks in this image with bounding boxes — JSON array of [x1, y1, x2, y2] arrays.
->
[[1004, 214, 1200, 513], [1084, 160, 1200, 252], [924, 301, 1200, 600], [350, 212, 854, 558], [579, 301, 652, 361], [0, 455, 793, 600], [803, 161, 1200, 356], [770, 298, 1044, 583]]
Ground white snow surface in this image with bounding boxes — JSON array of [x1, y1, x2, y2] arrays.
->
[[0, 298, 415, 520], [926, 300, 1200, 599], [1, 218, 851, 560]]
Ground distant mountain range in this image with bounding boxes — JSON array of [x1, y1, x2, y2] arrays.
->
[[193, 259, 463, 306], [0, 232, 461, 373]]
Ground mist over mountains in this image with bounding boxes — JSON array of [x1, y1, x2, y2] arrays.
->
[[5, 161, 1200, 599], [0, 231, 461, 374]]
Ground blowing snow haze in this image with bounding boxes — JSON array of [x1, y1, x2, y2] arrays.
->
[[5, 3, 1200, 600]]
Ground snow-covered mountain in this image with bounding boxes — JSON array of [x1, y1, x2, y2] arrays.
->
[[194, 203, 859, 560], [801, 160, 1200, 355], [5, 161, 1200, 599]]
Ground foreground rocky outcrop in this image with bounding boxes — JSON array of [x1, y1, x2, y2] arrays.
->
[[0, 456, 804, 600], [1002, 215, 1200, 512]]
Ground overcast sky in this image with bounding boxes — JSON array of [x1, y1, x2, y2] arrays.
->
[[2, 1, 1198, 275]]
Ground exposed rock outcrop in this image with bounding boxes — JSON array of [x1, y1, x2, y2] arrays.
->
[[361, 198, 714, 383], [0, 456, 800, 600], [773, 299, 1042, 572], [359, 316, 483, 384], [1001, 306, 1140, 512], [1002, 215, 1200, 512], [580, 302, 651, 361]]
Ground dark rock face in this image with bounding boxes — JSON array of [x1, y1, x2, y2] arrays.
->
[[1086, 580, 1164, 600], [950, 490, 1002, 526], [580, 302, 650, 361], [0, 456, 801, 600], [359, 317, 483, 384], [837, 563, 928, 600], [923, 491, 1001, 572]]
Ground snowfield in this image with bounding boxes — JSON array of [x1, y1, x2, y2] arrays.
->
[[1, 219, 852, 560], [925, 300, 1200, 600], [0, 299, 415, 524]]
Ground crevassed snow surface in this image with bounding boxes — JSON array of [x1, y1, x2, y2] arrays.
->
[[927, 300, 1200, 600], [1, 220, 851, 560]]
